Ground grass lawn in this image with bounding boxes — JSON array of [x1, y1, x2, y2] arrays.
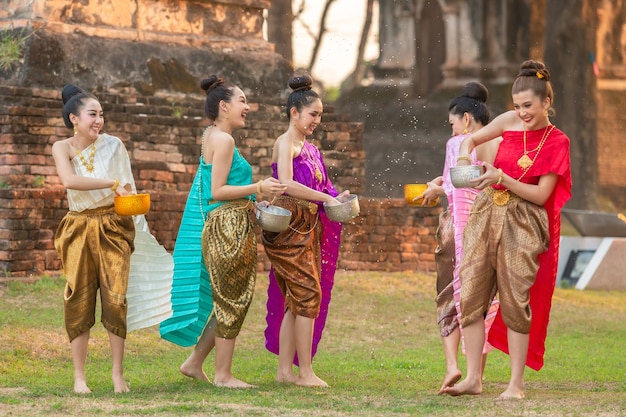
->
[[1, 271, 624, 416]]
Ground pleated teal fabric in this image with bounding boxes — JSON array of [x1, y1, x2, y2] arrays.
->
[[159, 149, 253, 347]]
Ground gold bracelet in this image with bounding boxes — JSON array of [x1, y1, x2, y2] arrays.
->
[[256, 180, 262, 194], [111, 180, 120, 192], [457, 155, 471, 163], [496, 168, 504, 185]]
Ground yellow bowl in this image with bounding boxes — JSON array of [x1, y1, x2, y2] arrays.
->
[[404, 184, 439, 207], [114, 193, 151, 216]]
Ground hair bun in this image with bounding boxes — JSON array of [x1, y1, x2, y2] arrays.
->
[[517, 60, 551, 81], [200, 75, 224, 94], [289, 75, 313, 92], [460, 81, 488, 103], [62, 84, 84, 104]]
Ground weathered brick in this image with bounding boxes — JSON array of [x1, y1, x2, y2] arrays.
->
[[29, 126, 57, 135], [0, 86, 447, 278]]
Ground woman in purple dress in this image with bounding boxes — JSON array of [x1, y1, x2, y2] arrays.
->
[[262, 75, 347, 387]]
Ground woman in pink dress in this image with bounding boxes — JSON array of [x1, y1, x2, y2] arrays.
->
[[420, 82, 501, 394]]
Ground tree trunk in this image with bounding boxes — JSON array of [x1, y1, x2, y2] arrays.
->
[[307, 0, 336, 73], [543, 0, 599, 209], [268, 0, 294, 66], [342, 0, 374, 91]]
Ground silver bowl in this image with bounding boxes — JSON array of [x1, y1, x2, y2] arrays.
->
[[450, 165, 485, 188], [324, 194, 360, 222], [256, 205, 292, 232]]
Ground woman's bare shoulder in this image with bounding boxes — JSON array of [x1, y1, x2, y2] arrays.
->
[[51, 138, 72, 153], [274, 132, 290, 145], [208, 130, 235, 152], [493, 111, 522, 128]]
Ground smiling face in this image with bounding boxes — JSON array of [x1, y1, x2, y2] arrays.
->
[[293, 97, 323, 136], [512, 89, 551, 130], [70, 98, 103, 141], [223, 87, 249, 128]]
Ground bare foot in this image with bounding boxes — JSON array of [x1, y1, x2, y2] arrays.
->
[[296, 374, 328, 387], [180, 361, 210, 382], [443, 378, 482, 396], [214, 376, 256, 389], [438, 370, 462, 395], [112, 375, 130, 393], [497, 388, 525, 400], [73, 380, 91, 394], [275, 372, 298, 384]]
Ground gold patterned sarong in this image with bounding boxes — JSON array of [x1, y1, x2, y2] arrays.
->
[[262, 196, 322, 319], [459, 191, 549, 334], [54, 206, 135, 341], [434, 208, 457, 336], [202, 200, 256, 339]]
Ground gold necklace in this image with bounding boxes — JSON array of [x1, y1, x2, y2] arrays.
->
[[303, 143, 323, 182], [517, 125, 554, 170], [490, 125, 555, 207], [76, 143, 96, 172], [198, 125, 212, 221], [292, 133, 323, 183]]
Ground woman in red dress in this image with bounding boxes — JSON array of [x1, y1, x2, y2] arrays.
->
[[444, 60, 572, 399]]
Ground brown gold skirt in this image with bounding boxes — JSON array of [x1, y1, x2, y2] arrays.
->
[[55, 206, 135, 341], [434, 208, 457, 336], [262, 196, 322, 319], [202, 200, 256, 339], [459, 190, 549, 334]]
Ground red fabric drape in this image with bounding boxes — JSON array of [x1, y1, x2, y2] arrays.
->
[[487, 127, 572, 370]]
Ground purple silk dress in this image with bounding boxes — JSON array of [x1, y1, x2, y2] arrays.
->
[[443, 134, 499, 354], [264, 141, 342, 364]]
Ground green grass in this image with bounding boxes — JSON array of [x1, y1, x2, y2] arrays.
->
[[0, 26, 34, 70], [1, 272, 625, 416]]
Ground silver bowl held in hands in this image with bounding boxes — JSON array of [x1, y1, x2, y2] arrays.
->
[[256, 205, 292, 232], [450, 165, 485, 188], [324, 194, 360, 222]]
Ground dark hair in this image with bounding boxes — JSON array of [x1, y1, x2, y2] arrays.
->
[[512, 60, 554, 108], [286, 75, 320, 120], [200, 75, 238, 121], [61, 84, 98, 129], [448, 81, 490, 126]]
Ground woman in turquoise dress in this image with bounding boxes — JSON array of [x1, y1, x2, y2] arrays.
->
[[159, 75, 286, 388]]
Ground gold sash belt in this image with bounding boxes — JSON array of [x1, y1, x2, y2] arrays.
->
[[208, 199, 253, 217], [485, 187, 521, 206], [70, 205, 115, 216], [274, 195, 318, 215]]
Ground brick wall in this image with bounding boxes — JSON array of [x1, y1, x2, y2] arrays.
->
[[0, 86, 440, 277], [0, 86, 365, 193], [0, 188, 66, 275], [0, 189, 439, 277]]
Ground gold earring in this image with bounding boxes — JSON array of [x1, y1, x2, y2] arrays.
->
[[462, 121, 469, 134], [544, 109, 549, 117], [73, 124, 78, 135]]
